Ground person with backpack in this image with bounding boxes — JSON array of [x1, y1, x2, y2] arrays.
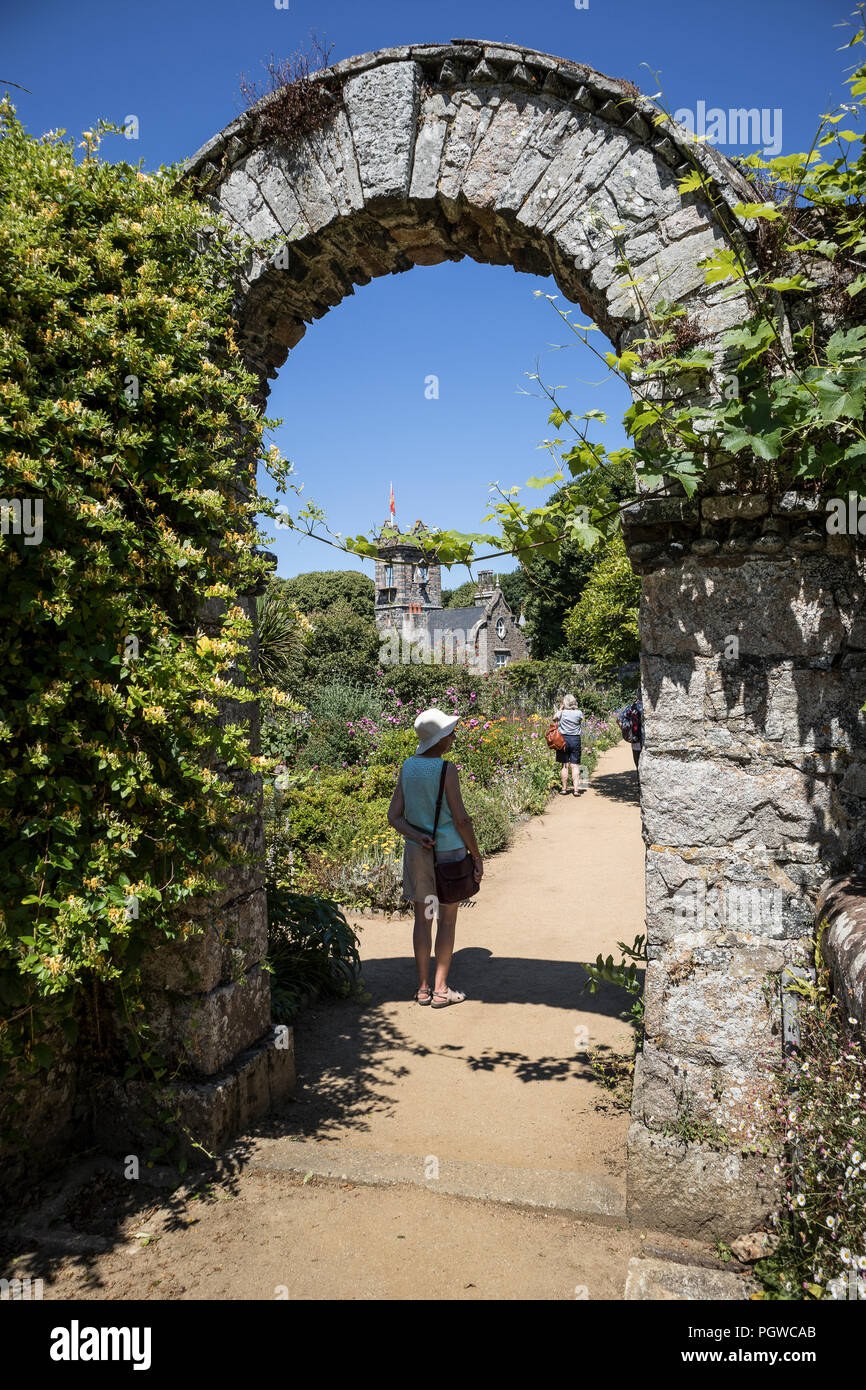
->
[[620, 694, 645, 771], [551, 693, 585, 795]]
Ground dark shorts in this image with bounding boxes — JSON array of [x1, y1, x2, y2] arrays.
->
[[556, 734, 582, 764]]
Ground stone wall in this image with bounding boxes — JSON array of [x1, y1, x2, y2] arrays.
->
[[623, 501, 866, 1237]]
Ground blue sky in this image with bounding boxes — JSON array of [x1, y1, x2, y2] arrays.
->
[[2, 0, 854, 581]]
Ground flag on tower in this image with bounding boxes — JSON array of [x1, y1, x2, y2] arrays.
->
[[389, 483, 396, 519]]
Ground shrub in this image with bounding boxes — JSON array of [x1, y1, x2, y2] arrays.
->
[[239, 38, 343, 144], [257, 589, 311, 685], [368, 726, 417, 769], [271, 569, 374, 619], [299, 841, 405, 916], [260, 697, 308, 763], [266, 886, 362, 1022], [463, 785, 513, 856], [299, 680, 383, 769], [296, 603, 382, 694], [377, 663, 482, 713]]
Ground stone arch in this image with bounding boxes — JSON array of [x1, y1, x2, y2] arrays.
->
[[185, 39, 756, 392], [168, 42, 866, 1241]]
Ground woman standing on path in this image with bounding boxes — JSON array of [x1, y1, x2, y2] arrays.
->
[[552, 693, 585, 795], [387, 708, 483, 1009]]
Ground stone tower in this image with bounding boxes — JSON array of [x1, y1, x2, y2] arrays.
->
[[374, 519, 443, 627]]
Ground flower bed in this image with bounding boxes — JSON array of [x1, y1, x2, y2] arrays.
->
[[264, 686, 621, 914]]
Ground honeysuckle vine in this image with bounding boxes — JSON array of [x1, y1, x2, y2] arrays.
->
[[0, 105, 291, 1087]]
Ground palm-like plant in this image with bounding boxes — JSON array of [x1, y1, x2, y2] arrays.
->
[[257, 587, 311, 686]]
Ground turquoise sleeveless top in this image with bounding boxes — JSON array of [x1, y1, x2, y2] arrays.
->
[[400, 756, 466, 852]]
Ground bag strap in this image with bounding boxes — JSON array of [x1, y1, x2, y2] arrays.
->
[[431, 762, 448, 843]]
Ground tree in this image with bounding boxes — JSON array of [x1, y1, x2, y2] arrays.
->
[[563, 533, 641, 672], [273, 569, 374, 618], [444, 579, 477, 608], [520, 532, 597, 657], [296, 602, 381, 690], [498, 569, 528, 615]]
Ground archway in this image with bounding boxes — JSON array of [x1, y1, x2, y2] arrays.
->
[[172, 40, 864, 1239]]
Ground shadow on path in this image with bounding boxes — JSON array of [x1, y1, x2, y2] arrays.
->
[[589, 768, 640, 805], [257, 950, 641, 1145]]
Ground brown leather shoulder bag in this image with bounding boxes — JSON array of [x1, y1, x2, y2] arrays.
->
[[431, 762, 479, 904]]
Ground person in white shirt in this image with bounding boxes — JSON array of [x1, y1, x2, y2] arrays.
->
[[552, 693, 585, 796]]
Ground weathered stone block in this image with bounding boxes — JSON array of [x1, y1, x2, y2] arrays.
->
[[91, 1026, 295, 1159], [632, 1043, 777, 1139], [626, 1120, 779, 1240], [645, 848, 813, 944], [643, 942, 791, 1069], [702, 494, 769, 522], [641, 753, 835, 852], [141, 889, 268, 995], [624, 1256, 757, 1299], [641, 559, 851, 659], [145, 965, 271, 1076], [343, 61, 422, 203]]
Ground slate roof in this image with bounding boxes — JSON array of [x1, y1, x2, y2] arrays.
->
[[424, 605, 486, 632]]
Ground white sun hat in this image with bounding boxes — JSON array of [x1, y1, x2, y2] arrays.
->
[[414, 707, 459, 755]]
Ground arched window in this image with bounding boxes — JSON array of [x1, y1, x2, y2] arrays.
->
[[496, 618, 506, 639]]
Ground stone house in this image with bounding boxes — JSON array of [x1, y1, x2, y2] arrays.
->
[[373, 520, 529, 673]]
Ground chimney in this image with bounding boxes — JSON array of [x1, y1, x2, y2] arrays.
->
[[474, 570, 495, 602]]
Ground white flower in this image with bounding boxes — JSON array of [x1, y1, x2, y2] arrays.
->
[[841, 1248, 852, 1264], [856, 1255, 866, 1271], [827, 1216, 836, 1228], [852, 1151, 862, 1165]]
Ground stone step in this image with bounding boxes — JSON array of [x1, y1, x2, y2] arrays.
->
[[624, 1256, 758, 1300], [247, 1138, 626, 1223]]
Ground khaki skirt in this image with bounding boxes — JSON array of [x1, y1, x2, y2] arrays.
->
[[402, 840, 467, 904]]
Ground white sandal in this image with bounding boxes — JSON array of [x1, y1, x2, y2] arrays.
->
[[431, 987, 466, 1009]]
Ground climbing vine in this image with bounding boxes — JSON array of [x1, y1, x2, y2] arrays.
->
[[0, 105, 288, 1092]]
